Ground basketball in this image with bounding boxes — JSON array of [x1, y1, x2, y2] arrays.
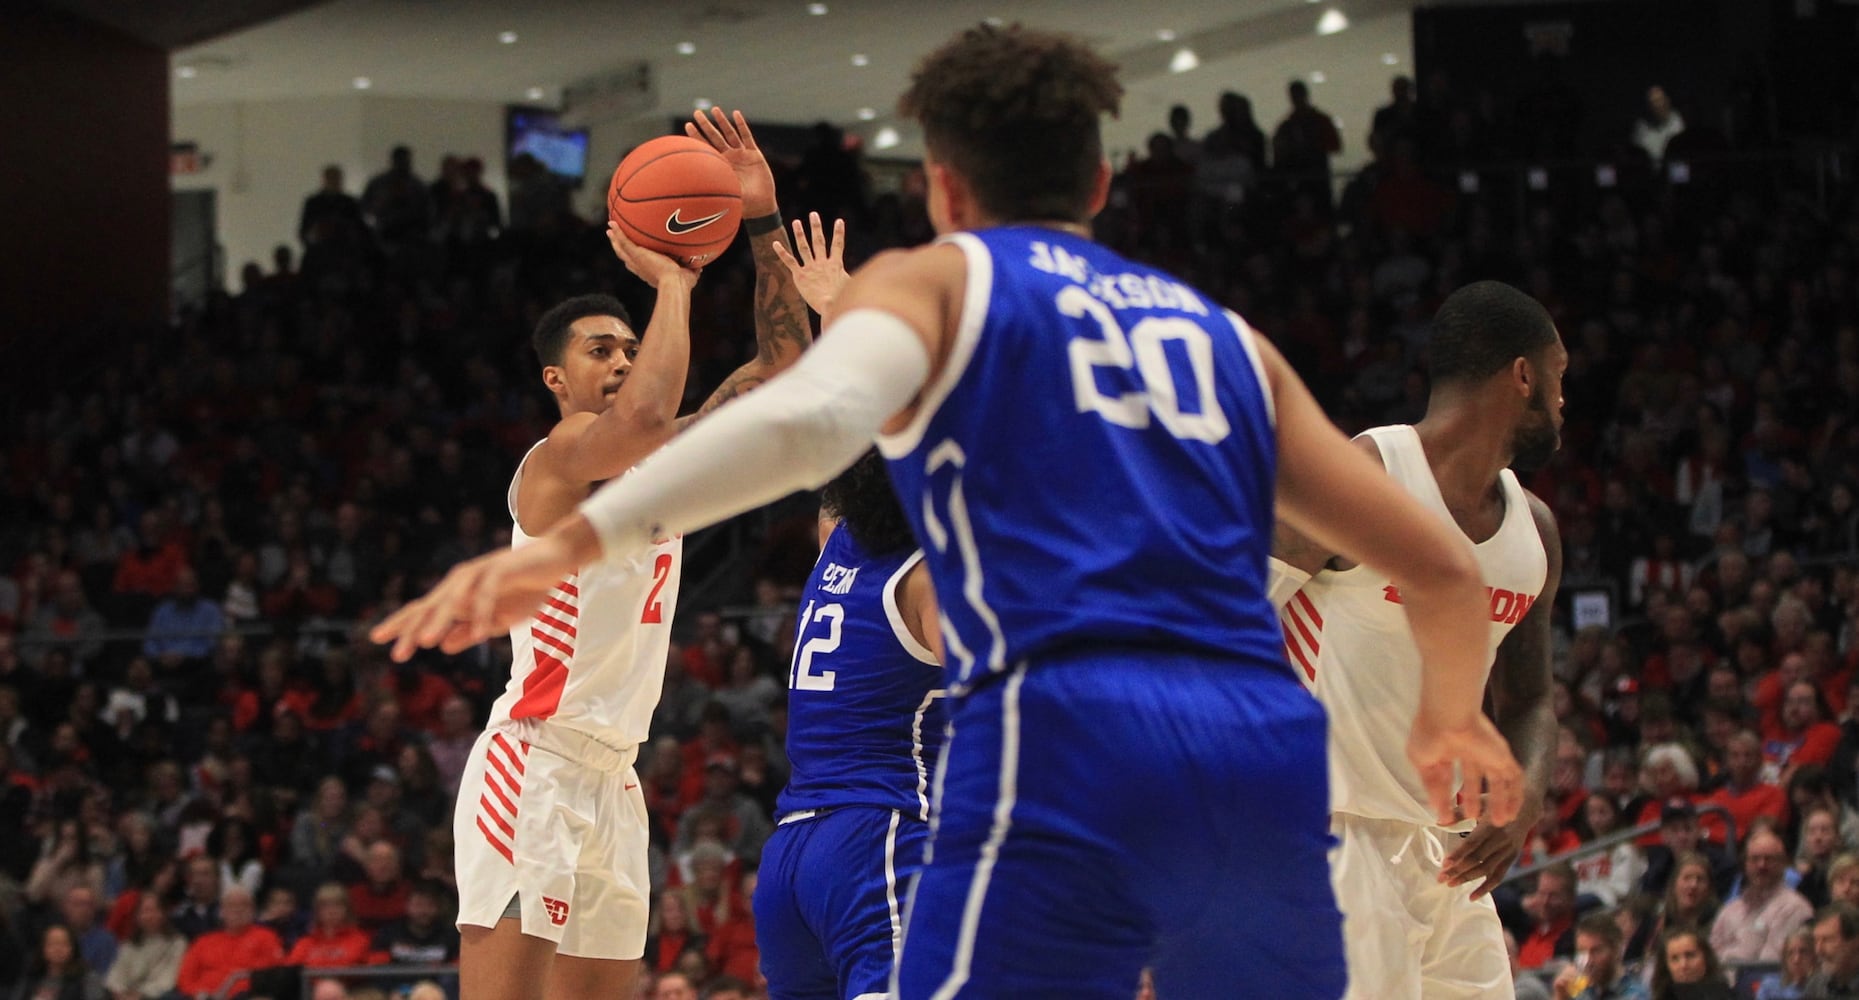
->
[[607, 135, 742, 267]]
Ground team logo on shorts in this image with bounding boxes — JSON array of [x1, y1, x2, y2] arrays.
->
[[542, 896, 571, 926]]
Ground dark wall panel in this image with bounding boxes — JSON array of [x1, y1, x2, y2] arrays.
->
[[0, 5, 170, 351]]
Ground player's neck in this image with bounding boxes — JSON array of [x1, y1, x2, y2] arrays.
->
[[1413, 400, 1514, 505]]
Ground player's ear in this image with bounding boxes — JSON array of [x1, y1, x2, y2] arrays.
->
[[1511, 355, 1534, 399], [541, 364, 567, 396], [1084, 157, 1112, 218]]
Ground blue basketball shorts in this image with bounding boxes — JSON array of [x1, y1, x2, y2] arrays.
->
[[754, 804, 931, 1000], [893, 651, 1345, 999]]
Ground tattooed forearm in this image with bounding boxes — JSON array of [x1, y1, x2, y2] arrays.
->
[[678, 368, 768, 432], [748, 219, 815, 365]]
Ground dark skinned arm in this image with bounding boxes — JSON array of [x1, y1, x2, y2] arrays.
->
[[1440, 491, 1564, 898]]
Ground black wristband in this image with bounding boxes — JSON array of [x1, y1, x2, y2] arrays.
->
[[743, 212, 784, 236]]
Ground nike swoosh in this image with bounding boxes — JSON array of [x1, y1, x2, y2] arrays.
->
[[665, 208, 728, 235], [624, 782, 638, 790]]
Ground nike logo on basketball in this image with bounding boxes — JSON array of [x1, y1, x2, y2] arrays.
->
[[665, 209, 727, 235]]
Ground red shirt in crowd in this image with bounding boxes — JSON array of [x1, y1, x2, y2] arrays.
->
[[1519, 914, 1574, 970], [706, 916, 760, 984], [348, 880, 409, 933], [1700, 781, 1789, 844], [176, 924, 285, 998], [1762, 722, 1841, 771], [285, 925, 384, 967]]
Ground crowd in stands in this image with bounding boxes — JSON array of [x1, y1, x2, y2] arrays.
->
[[0, 65, 1857, 1000]]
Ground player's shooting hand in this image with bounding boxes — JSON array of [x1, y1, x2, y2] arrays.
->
[[369, 531, 581, 662], [772, 212, 849, 319], [1439, 793, 1541, 899], [1408, 714, 1524, 828], [607, 223, 700, 292], [686, 108, 777, 215]]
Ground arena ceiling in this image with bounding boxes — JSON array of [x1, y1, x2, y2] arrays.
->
[[153, 0, 1422, 160]]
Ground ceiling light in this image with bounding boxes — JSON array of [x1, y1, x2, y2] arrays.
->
[[1156, 28, 1177, 42], [807, 2, 828, 14], [984, 16, 1004, 27], [1169, 47, 1200, 73], [695, 98, 714, 110], [525, 87, 545, 101], [498, 30, 518, 44], [1317, 9, 1348, 34], [1310, 71, 1327, 83], [676, 41, 696, 55], [175, 65, 197, 79], [874, 126, 900, 150], [851, 53, 869, 66], [857, 107, 877, 121], [1381, 52, 1400, 65], [352, 76, 372, 90]]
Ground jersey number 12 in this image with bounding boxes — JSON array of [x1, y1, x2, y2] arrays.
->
[[789, 600, 843, 692]]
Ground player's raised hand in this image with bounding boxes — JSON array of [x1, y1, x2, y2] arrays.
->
[[370, 532, 581, 662], [607, 222, 700, 292], [772, 212, 849, 319], [1407, 713, 1523, 827], [686, 108, 777, 215]]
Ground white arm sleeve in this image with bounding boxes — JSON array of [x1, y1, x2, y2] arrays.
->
[[579, 308, 931, 558], [1266, 556, 1312, 609]]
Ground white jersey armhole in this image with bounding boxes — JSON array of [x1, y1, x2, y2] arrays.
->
[[883, 551, 939, 667], [877, 233, 992, 459], [507, 439, 549, 537], [1224, 309, 1274, 426]]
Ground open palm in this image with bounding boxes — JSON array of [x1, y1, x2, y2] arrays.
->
[[686, 108, 776, 211]]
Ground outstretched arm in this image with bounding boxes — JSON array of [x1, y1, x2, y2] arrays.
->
[[680, 109, 815, 428], [1441, 493, 1564, 898], [369, 247, 960, 661]]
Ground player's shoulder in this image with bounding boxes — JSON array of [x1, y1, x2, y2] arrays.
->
[[1518, 486, 1559, 543], [1347, 431, 1386, 469]]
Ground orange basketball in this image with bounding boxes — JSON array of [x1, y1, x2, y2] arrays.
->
[[607, 135, 742, 267]]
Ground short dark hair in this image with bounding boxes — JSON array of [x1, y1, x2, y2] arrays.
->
[[899, 23, 1123, 223], [1427, 281, 1560, 386], [702, 976, 752, 999], [1577, 911, 1624, 947], [820, 450, 917, 556], [1821, 902, 1859, 940], [532, 294, 631, 367]]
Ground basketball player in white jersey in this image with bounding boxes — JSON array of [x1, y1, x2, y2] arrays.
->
[[439, 109, 813, 1000], [1271, 281, 1565, 999]]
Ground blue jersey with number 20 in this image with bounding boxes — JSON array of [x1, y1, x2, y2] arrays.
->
[[877, 225, 1286, 696]]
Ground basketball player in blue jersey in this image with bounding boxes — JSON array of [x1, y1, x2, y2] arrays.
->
[[375, 24, 1525, 999], [754, 449, 945, 1000]]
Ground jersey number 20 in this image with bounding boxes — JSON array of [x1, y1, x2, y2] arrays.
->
[[1060, 286, 1231, 444]]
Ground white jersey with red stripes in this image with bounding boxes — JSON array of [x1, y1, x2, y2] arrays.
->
[[1276, 424, 1547, 826], [485, 441, 682, 750]]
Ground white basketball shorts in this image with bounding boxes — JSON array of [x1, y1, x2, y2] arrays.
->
[[1330, 813, 1511, 1000], [454, 719, 650, 961]]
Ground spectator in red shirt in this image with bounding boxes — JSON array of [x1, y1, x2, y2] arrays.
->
[[704, 872, 760, 985], [1520, 791, 1583, 869], [645, 890, 704, 975], [347, 842, 410, 933], [1519, 864, 1579, 969], [111, 511, 188, 616], [1700, 731, 1788, 844], [174, 887, 284, 1000], [286, 883, 385, 967], [1765, 680, 1841, 783]]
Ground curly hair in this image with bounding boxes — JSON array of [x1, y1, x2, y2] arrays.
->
[[820, 450, 916, 557], [899, 23, 1123, 224]]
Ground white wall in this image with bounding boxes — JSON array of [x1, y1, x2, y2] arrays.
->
[[172, 94, 509, 280]]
